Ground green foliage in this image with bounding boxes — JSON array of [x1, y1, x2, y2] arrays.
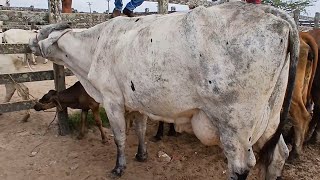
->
[[68, 107, 109, 130], [262, 0, 317, 13]]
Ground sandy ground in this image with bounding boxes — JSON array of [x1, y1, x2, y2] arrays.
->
[[0, 62, 320, 180]]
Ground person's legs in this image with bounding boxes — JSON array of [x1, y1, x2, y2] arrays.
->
[[112, 0, 123, 18], [114, 0, 123, 10], [124, 0, 144, 11]]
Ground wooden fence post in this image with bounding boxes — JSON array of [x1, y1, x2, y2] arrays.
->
[[293, 9, 300, 26], [315, 12, 319, 29], [48, 0, 70, 136], [157, 0, 168, 14]]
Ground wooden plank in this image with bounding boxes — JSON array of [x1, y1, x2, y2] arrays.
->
[[0, 10, 180, 25], [0, 6, 48, 12], [2, 25, 35, 30], [0, 9, 110, 24], [0, 100, 35, 113], [0, 44, 31, 54], [1, 23, 98, 31], [49, 0, 70, 136], [148, 0, 218, 7], [0, 69, 74, 84], [0, 10, 48, 24]]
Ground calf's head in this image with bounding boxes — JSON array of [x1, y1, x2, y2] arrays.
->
[[29, 22, 71, 62], [34, 90, 61, 111]]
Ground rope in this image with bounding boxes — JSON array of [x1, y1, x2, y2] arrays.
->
[[8, 74, 37, 100], [29, 111, 58, 157]]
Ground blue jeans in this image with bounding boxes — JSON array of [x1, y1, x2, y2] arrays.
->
[[114, 0, 144, 11]]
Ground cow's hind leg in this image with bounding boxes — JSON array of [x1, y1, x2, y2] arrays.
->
[[289, 99, 311, 161], [167, 123, 178, 136], [256, 134, 289, 180], [103, 100, 126, 176], [151, 121, 164, 142], [77, 110, 88, 140], [308, 104, 320, 144], [92, 107, 107, 144]]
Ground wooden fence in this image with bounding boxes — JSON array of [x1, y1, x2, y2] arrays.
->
[[0, 0, 170, 135], [0, 2, 319, 134]]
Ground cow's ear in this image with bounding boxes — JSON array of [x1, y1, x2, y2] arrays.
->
[[38, 29, 71, 57]]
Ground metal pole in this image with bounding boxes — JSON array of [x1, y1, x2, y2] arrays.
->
[[87, 2, 92, 13], [315, 12, 319, 29], [107, 0, 110, 14]]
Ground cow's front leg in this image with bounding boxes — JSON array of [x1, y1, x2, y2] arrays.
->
[[103, 101, 126, 176]]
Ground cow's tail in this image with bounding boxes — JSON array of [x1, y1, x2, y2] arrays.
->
[[300, 32, 319, 107], [258, 6, 300, 167]]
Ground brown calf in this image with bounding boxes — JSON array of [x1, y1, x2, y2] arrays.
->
[[34, 81, 107, 143], [288, 32, 318, 159]]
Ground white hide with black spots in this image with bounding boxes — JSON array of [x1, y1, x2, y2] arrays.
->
[[30, 2, 299, 179]]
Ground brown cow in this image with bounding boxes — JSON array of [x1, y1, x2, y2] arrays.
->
[[34, 81, 107, 143], [307, 29, 320, 144], [288, 32, 318, 159]]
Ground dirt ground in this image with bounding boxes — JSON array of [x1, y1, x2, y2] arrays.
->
[[1, 62, 320, 180]]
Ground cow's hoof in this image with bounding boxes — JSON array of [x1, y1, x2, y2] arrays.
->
[[101, 138, 108, 144], [287, 151, 300, 163], [77, 134, 85, 140], [168, 131, 180, 137], [111, 166, 126, 176], [235, 171, 249, 180], [135, 152, 148, 162], [276, 176, 283, 180], [21, 114, 30, 122], [307, 134, 320, 145], [150, 136, 162, 142]]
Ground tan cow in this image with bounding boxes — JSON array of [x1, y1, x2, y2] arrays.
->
[[288, 32, 318, 159]]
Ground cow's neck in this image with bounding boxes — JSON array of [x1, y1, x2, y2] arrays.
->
[[52, 27, 105, 103], [55, 28, 101, 78]]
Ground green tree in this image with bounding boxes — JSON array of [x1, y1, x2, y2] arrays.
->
[[262, 0, 317, 13]]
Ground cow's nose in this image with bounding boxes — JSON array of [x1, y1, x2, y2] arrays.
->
[[33, 104, 42, 111], [235, 170, 249, 180]]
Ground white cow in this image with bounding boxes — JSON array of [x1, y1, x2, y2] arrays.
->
[[0, 32, 31, 122], [0, 29, 47, 122], [29, 2, 299, 180], [3, 29, 48, 65]]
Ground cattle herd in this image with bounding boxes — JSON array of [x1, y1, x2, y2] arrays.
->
[[1, 2, 320, 180]]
